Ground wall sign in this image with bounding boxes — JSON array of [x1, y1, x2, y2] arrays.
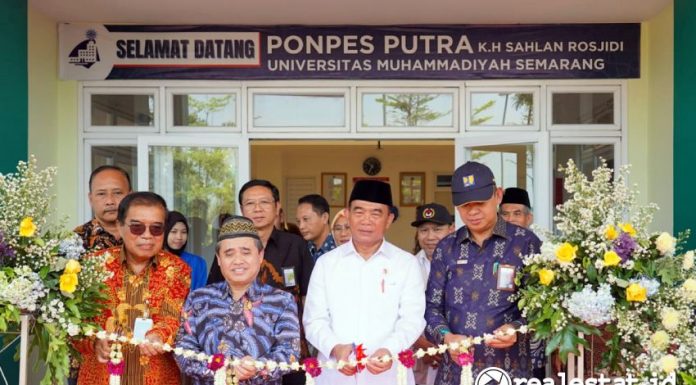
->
[[59, 24, 640, 80]]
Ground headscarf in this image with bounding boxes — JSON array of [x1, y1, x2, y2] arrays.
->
[[164, 210, 189, 256]]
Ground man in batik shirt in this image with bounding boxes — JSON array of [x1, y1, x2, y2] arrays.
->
[[74, 165, 132, 251], [176, 215, 301, 385], [425, 162, 541, 382]]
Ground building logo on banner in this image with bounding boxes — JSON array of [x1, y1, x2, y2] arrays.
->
[[68, 29, 100, 68], [59, 23, 640, 80]]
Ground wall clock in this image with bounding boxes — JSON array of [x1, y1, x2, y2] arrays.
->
[[362, 157, 381, 176]]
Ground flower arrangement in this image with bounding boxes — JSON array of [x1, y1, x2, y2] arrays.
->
[[517, 159, 696, 381], [0, 157, 110, 384]]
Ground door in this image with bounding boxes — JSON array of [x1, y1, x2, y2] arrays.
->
[[137, 135, 249, 264]]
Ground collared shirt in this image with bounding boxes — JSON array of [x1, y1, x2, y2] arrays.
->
[[175, 280, 301, 385], [76, 247, 191, 385], [74, 218, 121, 251], [303, 240, 426, 385], [307, 233, 337, 262], [424, 218, 541, 382], [414, 249, 431, 286]]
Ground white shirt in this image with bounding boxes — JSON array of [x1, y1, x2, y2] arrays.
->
[[303, 239, 426, 385], [414, 249, 431, 286]]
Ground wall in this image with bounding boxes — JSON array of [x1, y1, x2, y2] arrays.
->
[[252, 142, 455, 250], [0, 0, 27, 173], [675, 0, 696, 248], [28, 7, 80, 224], [627, 3, 673, 233]]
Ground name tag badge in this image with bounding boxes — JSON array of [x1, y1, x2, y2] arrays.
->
[[456, 259, 468, 265], [283, 267, 296, 288], [133, 317, 153, 340], [496, 264, 516, 292]]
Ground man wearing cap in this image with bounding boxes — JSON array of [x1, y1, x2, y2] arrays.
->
[[303, 180, 426, 385], [411, 203, 454, 385], [425, 162, 541, 382], [175, 216, 301, 385], [500, 187, 534, 229]]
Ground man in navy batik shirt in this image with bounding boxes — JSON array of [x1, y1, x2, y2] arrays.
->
[[425, 162, 541, 383]]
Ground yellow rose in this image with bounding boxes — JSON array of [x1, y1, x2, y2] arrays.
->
[[656, 232, 676, 256], [59, 273, 79, 294], [604, 225, 618, 241], [603, 251, 621, 267], [659, 354, 678, 374], [626, 283, 647, 302], [64, 259, 81, 274], [661, 308, 680, 331], [650, 330, 670, 351], [19, 217, 37, 237], [619, 223, 637, 237], [683, 251, 694, 270], [556, 243, 578, 264], [682, 278, 696, 301], [538, 269, 555, 286]]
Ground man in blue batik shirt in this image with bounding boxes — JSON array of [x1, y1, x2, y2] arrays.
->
[[296, 194, 336, 261], [425, 161, 541, 383], [175, 215, 301, 385]]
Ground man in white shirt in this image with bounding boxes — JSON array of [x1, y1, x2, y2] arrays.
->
[[410, 203, 454, 385], [303, 179, 426, 385]]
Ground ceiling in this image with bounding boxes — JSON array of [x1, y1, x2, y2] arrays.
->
[[31, 0, 671, 25]]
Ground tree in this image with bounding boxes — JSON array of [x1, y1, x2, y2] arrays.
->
[[374, 94, 450, 126], [185, 95, 235, 127]]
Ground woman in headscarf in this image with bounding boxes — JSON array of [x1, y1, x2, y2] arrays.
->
[[165, 211, 208, 291], [330, 208, 351, 245]]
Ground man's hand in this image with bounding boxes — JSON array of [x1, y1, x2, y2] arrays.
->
[[443, 333, 472, 361], [139, 334, 165, 357], [95, 338, 111, 363], [414, 335, 441, 367], [331, 344, 357, 376], [485, 324, 517, 349], [234, 356, 258, 381], [366, 348, 393, 375]]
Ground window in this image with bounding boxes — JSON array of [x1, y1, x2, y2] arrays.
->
[[548, 86, 620, 130], [85, 88, 159, 132], [249, 88, 349, 132], [358, 89, 457, 132], [167, 89, 241, 132], [467, 87, 539, 131]]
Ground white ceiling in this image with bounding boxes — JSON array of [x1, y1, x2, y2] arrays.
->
[[31, 0, 671, 25]]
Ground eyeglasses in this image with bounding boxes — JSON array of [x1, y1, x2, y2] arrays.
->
[[242, 200, 275, 210], [333, 225, 350, 232], [127, 222, 164, 236]]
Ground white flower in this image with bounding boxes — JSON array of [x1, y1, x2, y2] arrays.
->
[[67, 323, 80, 337], [682, 278, 696, 301], [173, 347, 184, 356], [414, 349, 426, 359], [290, 362, 301, 371], [659, 354, 678, 373], [655, 232, 676, 256], [564, 284, 615, 326], [661, 308, 680, 331], [684, 251, 695, 270], [266, 360, 278, 371], [279, 362, 290, 371]]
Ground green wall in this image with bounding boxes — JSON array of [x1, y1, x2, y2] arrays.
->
[[0, 0, 27, 173], [0, 0, 26, 383], [675, 0, 696, 249]]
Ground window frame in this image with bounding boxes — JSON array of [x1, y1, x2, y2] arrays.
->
[[84, 86, 160, 133], [165, 87, 242, 133]]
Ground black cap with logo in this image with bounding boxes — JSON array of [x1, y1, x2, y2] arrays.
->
[[411, 203, 453, 227], [451, 161, 496, 206]]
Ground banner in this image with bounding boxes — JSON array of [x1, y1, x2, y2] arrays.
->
[[59, 24, 640, 80]]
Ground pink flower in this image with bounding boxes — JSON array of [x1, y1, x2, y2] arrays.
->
[[457, 352, 474, 367], [398, 349, 416, 369], [107, 360, 125, 376], [207, 353, 226, 371], [303, 357, 322, 378]]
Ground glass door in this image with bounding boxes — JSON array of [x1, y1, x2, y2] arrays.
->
[[137, 135, 249, 264], [455, 133, 550, 231]]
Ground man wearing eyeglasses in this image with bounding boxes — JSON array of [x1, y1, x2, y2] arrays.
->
[[75, 192, 191, 385], [207, 179, 314, 385]]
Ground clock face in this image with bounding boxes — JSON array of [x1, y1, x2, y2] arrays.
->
[[362, 157, 381, 176]]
